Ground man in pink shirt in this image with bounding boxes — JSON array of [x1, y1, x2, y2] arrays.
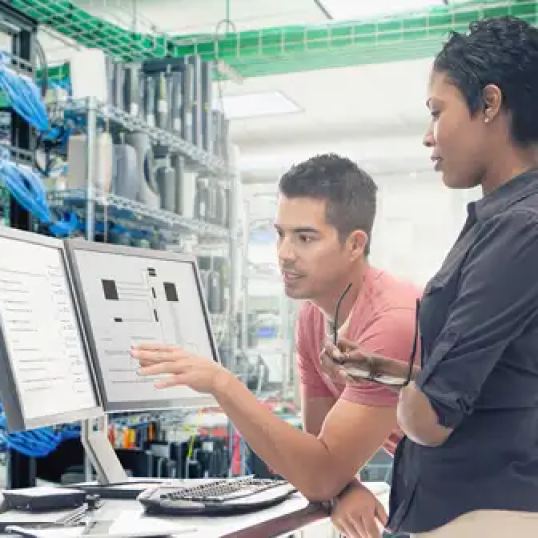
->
[[132, 153, 421, 538]]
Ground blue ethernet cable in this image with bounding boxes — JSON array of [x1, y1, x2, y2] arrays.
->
[[0, 147, 77, 237], [0, 50, 49, 133], [0, 404, 62, 458], [0, 51, 78, 237]]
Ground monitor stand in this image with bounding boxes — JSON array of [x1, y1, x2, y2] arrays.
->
[[80, 415, 128, 485], [78, 415, 177, 499]]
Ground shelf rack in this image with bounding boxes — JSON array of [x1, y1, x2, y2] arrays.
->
[[48, 189, 230, 239], [48, 92, 241, 480], [47, 99, 230, 176], [0, 0, 41, 490]]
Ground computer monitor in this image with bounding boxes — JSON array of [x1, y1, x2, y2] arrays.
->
[[0, 227, 102, 432], [64, 239, 220, 413]]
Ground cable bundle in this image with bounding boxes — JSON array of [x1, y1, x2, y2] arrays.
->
[[0, 404, 81, 458], [0, 50, 78, 236], [0, 50, 49, 133], [0, 146, 76, 236], [0, 404, 61, 458]]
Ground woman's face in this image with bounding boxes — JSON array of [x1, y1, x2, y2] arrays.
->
[[423, 70, 490, 189]]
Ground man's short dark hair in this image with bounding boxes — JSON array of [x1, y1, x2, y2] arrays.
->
[[434, 16, 538, 145], [278, 153, 377, 255]]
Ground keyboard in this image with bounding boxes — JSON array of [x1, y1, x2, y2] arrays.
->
[[137, 477, 297, 516]]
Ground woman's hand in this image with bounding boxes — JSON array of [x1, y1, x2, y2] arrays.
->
[[131, 343, 232, 394], [321, 338, 414, 383]]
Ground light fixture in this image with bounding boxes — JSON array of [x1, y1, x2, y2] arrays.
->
[[215, 91, 301, 120], [319, 0, 450, 20]]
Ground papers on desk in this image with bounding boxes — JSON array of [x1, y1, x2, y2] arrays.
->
[[6, 511, 195, 537]]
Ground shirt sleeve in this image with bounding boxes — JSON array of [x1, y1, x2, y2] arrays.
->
[[296, 304, 334, 398], [341, 307, 419, 407], [415, 209, 538, 429]]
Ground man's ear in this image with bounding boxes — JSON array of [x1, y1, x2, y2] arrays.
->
[[347, 230, 368, 260]]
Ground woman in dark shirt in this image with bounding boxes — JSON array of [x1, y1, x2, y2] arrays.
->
[[324, 15, 538, 538]]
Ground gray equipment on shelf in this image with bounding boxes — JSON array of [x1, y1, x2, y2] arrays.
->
[[144, 75, 156, 127], [156, 156, 176, 212], [221, 117, 231, 162], [124, 131, 161, 209], [113, 62, 125, 110], [112, 143, 139, 200], [206, 270, 222, 314], [180, 170, 196, 219], [106, 56, 115, 107], [212, 111, 222, 159], [206, 180, 217, 224], [123, 63, 141, 118], [156, 72, 169, 130], [201, 60, 213, 154], [194, 177, 210, 221], [107, 56, 228, 160], [212, 257, 228, 313], [171, 154, 184, 215], [213, 183, 226, 226], [224, 185, 231, 227], [181, 61, 194, 143], [170, 71, 182, 134], [190, 55, 203, 148]]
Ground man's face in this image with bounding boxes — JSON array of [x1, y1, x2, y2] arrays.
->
[[275, 196, 355, 301]]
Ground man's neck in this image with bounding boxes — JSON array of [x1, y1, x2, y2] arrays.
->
[[314, 264, 367, 328]]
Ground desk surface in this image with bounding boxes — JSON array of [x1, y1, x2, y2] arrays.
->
[[0, 481, 390, 538]]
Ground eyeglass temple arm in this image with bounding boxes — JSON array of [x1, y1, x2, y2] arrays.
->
[[333, 282, 353, 345], [404, 298, 421, 386]]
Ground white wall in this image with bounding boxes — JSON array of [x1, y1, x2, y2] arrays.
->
[[372, 171, 480, 286]]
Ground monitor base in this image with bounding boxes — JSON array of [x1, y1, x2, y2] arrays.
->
[[80, 416, 128, 486]]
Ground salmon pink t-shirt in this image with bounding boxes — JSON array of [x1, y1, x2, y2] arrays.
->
[[296, 266, 422, 455]]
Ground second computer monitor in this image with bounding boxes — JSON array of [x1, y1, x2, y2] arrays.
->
[[64, 240, 220, 413]]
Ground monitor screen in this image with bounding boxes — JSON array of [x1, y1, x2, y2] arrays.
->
[[65, 240, 220, 412], [0, 228, 101, 431]]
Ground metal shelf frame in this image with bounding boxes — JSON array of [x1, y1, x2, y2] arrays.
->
[[48, 98, 231, 176], [68, 96, 241, 481], [0, 0, 41, 491], [48, 189, 230, 239]]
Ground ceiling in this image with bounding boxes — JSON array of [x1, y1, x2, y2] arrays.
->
[[220, 57, 433, 182], [30, 0, 534, 79], [37, 0, 330, 63], [36, 1, 441, 184]]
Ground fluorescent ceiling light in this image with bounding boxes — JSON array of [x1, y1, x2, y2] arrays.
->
[[216, 91, 301, 120], [320, 0, 451, 20]]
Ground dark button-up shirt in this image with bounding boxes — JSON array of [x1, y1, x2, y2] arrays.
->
[[387, 168, 538, 535]]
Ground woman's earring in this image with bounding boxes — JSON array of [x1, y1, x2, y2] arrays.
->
[[484, 117, 490, 123]]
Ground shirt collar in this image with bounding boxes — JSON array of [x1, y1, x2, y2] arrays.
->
[[471, 167, 538, 221]]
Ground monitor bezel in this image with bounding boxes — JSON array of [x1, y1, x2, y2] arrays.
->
[[64, 239, 221, 413], [0, 227, 103, 432]]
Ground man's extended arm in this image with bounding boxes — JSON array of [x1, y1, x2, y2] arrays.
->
[[212, 308, 415, 501], [213, 374, 397, 500], [301, 390, 336, 436]]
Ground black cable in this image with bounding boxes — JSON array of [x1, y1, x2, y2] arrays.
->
[[314, 0, 333, 19], [35, 37, 48, 98]]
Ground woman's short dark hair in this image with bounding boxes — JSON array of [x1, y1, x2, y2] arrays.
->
[[434, 16, 538, 145], [278, 153, 377, 255]]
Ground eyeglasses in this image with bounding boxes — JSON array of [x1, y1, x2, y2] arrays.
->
[[332, 283, 420, 388]]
